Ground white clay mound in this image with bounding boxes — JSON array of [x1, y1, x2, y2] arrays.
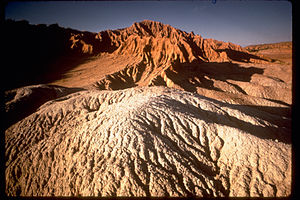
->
[[5, 86, 291, 197]]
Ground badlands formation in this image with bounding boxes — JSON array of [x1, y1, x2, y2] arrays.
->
[[4, 20, 292, 197]]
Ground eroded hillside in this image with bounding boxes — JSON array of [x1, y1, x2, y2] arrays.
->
[[4, 20, 292, 197], [50, 20, 292, 107], [246, 41, 292, 64], [5, 86, 291, 196]]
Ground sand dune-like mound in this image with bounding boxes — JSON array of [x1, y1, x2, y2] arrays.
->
[[5, 86, 291, 197]]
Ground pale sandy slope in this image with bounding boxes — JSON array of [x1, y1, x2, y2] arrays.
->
[[5, 86, 291, 197]]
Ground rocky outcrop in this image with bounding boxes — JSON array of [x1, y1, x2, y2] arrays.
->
[[5, 86, 291, 197], [89, 20, 265, 64], [84, 21, 283, 104], [4, 19, 271, 91], [41, 19, 271, 92]]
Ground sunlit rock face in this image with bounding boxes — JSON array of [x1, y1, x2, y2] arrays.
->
[[5, 86, 291, 197], [4, 20, 292, 197]]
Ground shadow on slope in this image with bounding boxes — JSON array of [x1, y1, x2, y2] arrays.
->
[[156, 95, 291, 144], [165, 61, 264, 93], [4, 85, 84, 129], [216, 49, 270, 63], [3, 20, 97, 90], [4, 85, 291, 146]]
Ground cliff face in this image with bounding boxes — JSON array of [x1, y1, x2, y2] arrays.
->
[[73, 20, 254, 63], [73, 20, 272, 97]]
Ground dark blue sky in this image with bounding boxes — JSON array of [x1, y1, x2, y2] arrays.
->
[[5, 1, 292, 46]]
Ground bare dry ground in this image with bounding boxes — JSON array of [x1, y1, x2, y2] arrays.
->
[[5, 86, 291, 196], [246, 41, 292, 64], [4, 20, 292, 197]]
